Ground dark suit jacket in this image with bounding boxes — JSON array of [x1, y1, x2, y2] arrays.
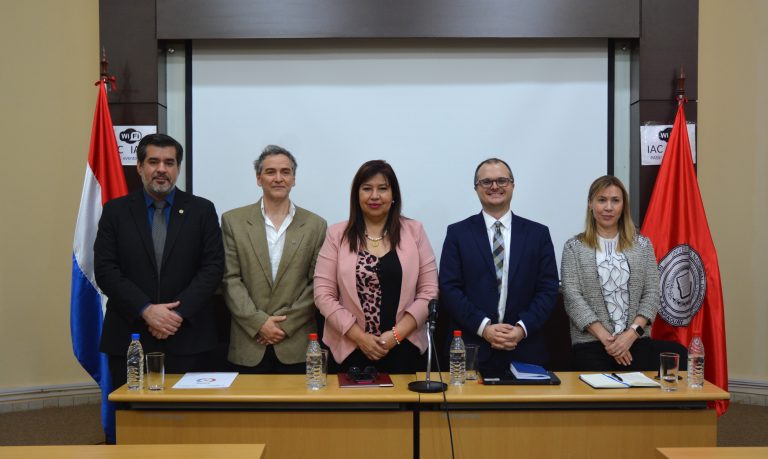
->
[[439, 211, 559, 367], [94, 189, 224, 357]]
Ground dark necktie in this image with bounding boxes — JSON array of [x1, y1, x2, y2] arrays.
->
[[492, 221, 504, 292], [152, 201, 167, 271]]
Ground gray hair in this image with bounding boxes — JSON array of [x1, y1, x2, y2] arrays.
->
[[253, 145, 298, 175]]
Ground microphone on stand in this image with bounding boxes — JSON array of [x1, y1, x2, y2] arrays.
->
[[428, 299, 438, 330], [409, 299, 448, 393]]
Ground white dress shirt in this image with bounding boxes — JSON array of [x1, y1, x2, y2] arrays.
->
[[477, 211, 528, 338], [261, 200, 296, 281]]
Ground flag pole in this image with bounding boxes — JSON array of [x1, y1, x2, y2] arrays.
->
[[673, 65, 706, 338], [98, 48, 118, 92], [674, 66, 686, 106]]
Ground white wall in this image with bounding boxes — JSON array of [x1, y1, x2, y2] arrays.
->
[[192, 40, 608, 266]]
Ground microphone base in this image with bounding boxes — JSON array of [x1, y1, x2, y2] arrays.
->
[[408, 380, 448, 393]]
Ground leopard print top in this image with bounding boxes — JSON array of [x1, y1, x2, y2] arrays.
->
[[356, 250, 383, 334]]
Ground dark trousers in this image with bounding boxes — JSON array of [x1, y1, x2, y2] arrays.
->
[[572, 338, 688, 372], [229, 345, 306, 374], [332, 340, 426, 375]]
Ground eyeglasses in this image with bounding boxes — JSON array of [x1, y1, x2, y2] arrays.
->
[[475, 177, 513, 188], [347, 366, 379, 383]]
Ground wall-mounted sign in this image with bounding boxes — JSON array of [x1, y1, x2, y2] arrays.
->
[[641, 122, 696, 166], [114, 125, 157, 165]]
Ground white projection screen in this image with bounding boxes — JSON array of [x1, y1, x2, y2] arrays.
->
[[192, 40, 608, 267]]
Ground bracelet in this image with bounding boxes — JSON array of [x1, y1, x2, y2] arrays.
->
[[392, 326, 402, 345]]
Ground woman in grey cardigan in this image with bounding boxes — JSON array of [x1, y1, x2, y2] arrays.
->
[[561, 176, 686, 371]]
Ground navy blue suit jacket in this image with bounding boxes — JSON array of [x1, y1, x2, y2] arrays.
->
[[94, 189, 224, 357], [439, 211, 559, 368]]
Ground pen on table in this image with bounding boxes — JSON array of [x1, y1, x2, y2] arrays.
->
[[611, 373, 623, 381]]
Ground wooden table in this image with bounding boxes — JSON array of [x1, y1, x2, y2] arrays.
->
[[656, 447, 768, 458], [417, 372, 730, 459], [110, 372, 729, 459], [109, 373, 418, 459], [0, 444, 264, 459]]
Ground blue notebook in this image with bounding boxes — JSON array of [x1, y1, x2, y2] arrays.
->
[[510, 361, 551, 380], [480, 361, 561, 386]]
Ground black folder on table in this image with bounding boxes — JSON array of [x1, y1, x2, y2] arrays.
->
[[479, 369, 561, 385]]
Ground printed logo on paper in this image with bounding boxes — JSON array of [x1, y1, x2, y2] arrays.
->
[[118, 128, 143, 144]]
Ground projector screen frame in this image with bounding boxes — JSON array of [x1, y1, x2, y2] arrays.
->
[[99, 0, 700, 227]]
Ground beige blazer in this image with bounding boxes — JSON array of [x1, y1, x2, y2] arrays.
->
[[222, 200, 327, 366]]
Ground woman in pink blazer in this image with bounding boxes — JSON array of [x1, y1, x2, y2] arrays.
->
[[314, 160, 438, 373]]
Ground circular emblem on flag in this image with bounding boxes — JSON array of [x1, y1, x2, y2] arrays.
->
[[658, 244, 706, 327]]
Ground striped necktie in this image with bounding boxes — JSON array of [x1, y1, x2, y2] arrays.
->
[[492, 221, 504, 292]]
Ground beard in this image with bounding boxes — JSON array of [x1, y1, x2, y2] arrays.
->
[[143, 175, 175, 197]]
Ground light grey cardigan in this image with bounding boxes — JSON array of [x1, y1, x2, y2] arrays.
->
[[560, 234, 660, 345]]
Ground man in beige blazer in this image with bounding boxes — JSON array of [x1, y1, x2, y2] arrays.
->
[[221, 145, 326, 373]]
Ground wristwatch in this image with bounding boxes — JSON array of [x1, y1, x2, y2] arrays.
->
[[630, 323, 645, 337]]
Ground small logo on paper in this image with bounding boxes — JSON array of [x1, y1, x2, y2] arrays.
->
[[658, 127, 673, 142], [658, 244, 706, 327], [118, 128, 143, 144]]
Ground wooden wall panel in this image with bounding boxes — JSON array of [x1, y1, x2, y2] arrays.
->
[[156, 0, 640, 39], [632, 0, 699, 223]]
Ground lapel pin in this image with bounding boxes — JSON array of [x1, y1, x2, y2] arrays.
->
[[179, 209, 184, 214]]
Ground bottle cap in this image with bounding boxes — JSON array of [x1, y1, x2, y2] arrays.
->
[[309, 333, 318, 340], [453, 330, 462, 337], [131, 333, 140, 340]]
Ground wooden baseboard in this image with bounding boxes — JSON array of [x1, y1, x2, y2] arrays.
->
[[0, 383, 100, 413], [728, 377, 768, 406]]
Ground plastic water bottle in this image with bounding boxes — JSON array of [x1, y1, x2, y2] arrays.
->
[[449, 330, 466, 385], [687, 335, 705, 388], [306, 333, 323, 390], [126, 333, 144, 390]]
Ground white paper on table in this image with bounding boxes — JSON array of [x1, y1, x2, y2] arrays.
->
[[172, 372, 239, 389]]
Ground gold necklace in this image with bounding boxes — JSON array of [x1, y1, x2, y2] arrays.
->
[[365, 231, 387, 248]]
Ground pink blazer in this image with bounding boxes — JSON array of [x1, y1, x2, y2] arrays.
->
[[314, 218, 439, 364]]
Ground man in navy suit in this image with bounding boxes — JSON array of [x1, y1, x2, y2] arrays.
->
[[94, 134, 224, 391], [439, 158, 559, 370]]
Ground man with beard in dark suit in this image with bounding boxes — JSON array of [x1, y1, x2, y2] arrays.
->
[[94, 133, 224, 391]]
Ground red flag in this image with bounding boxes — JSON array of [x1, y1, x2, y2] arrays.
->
[[641, 102, 728, 415], [89, 80, 128, 203]]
